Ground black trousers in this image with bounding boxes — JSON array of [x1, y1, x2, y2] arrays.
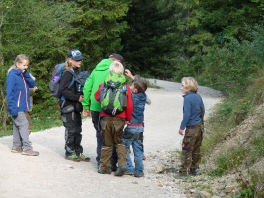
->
[[62, 111, 83, 157]]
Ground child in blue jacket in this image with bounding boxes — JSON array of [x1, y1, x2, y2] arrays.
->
[[6, 54, 39, 156], [122, 70, 150, 177]]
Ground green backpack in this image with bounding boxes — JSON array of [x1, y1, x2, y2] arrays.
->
[[99, 72, 127, 115]]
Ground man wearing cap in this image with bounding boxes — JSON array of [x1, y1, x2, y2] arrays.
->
[[82, 53, 124, 169], [59, 49, 90, 162]]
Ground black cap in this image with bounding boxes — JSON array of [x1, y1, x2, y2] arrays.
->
[[109, 53, 124, 64]]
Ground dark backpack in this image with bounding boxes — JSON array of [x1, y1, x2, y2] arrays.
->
[[99, 72, 127, 115], [49, 63, 89, 99]]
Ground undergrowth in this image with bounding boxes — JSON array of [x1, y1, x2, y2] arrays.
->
[[201, 75, 264, 197]]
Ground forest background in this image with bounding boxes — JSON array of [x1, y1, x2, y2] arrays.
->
[[0, 0, 264, 197]]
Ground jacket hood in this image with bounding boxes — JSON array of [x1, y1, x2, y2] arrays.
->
[[7, 66, 23, 76], [94, 59, 113, 72]]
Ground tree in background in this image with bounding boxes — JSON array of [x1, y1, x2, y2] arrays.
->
[[120, 0, 179, 79], [69, 0, 129, 70], [0, 0, 76, 130]]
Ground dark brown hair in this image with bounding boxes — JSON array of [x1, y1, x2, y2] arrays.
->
[[133, 75, 147, 93]]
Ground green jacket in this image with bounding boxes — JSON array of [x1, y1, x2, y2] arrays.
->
[[82, 59, 113, 112]]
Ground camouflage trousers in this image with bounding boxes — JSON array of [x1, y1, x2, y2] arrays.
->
[[179, 122, 204, 175]]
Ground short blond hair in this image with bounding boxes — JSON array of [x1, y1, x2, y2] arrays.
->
[[109, 62, 124, 74], [181, 77, 198, 93]]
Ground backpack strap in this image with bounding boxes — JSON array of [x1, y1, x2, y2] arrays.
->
[[60, 69, 77, 101], [58, 63, 65, 77], [64, 69, 77, 87]]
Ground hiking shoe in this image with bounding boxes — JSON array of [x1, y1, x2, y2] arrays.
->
[[21, 149, 39, 156], [11, 147, 22, 153], [98, 169, 112, 174], [114, 165, 127, 176], [78, 153, 90, 162], [125, 170, 135, 176], [65, 153, 80, 162], [190, 169, 201, 176], [134, 172, 144, 178]]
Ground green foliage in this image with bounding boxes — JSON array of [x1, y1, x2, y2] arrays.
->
[[121, 0, 179, 79], [70, 0, 129, 69], [200, 25, 264, 94], [0, 0, 76, 133]]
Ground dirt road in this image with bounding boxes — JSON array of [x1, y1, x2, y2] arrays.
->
[[0, 79, 223, 198]]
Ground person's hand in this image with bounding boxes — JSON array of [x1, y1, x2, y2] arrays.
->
[[78, 95, 83, 102], [179, 129, 185, 135], [33, 86, 38, 92], [82, 109, 90, 117], [125, 69, 134, 80]]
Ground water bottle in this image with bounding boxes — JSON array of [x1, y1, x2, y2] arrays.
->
[[53, 75, 60, 82], [77, 84, 82, 95], [122, 85, 127, 108]]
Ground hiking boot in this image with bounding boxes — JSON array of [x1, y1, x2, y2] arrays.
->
[[189, 169, 201, 176], [11, 147, 22, 153], [114, 165, 127, 176], [78, 153, 90, 162], [98, 169, 112, 174], [134, 172, 144, 178], [65, 153, 81, 162], [21, 149, 39, 156], [125, 170, 135, 176], [109, 158, 118, 171]]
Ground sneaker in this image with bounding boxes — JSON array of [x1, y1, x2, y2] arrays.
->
[[78, 153, 90, 162], [134, 172, 144, 178], [65, 153, 80, 162], [114, 165, 127, 176], [125, 170, 135, 176], [98, 169, 112, 174], [189, 169, 201, 176], [11, 147, 22, 153], [176, 172, 189, 180], [21, 149, 39, 156]]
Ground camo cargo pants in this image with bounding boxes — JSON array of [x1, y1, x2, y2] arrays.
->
[[179, 122, 204, 176]]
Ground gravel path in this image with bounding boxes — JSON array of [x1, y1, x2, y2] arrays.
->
[[0, 79, 223, 198]]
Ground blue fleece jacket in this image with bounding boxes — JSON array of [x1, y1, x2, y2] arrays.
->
[[180, 91, 205, 130], [6, 69, 36, 116]]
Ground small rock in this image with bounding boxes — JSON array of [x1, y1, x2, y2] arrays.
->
[[199, 191, 212, 198], [155, 164, 165, 173], [225, 185, 234, 193], [66, 165, 74, 169]]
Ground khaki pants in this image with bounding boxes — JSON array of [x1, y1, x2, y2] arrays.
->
[[99, 116, 126, 170], [179, 123, 203, 175]]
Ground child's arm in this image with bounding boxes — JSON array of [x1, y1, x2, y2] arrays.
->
[[125, 69, 134, 80], [146, 94, 151, 105]]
